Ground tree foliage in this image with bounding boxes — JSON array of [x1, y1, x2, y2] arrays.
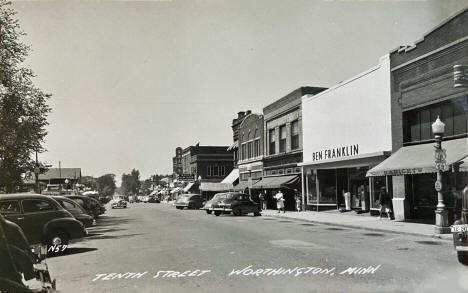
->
[[96, 174, 116, 197], [0, 0, 51, 192], [121, 169, 140, 195]]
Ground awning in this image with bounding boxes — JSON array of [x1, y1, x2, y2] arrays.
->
[[183, 182, 195, 192], [150, 190, 158, 196], [367, 138, 468, 177], [171, 187, 182, 194], [232, 180, 260, 191], [220, 169, 239, 184], [252, 175, 299, 189], [200, 182, 233, 192], [227, 141, 239, 151]]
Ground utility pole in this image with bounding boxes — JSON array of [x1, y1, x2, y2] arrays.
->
[[34, 149, 39, 193]]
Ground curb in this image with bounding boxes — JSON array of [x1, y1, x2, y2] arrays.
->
[[263, 213, 452, 242]]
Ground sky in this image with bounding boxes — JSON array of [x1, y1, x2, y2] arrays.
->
[[10, 0, 468, 184]]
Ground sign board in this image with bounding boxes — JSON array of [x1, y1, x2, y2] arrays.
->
[[434, 180, 442, 192], [454, 65, 468, 88], [178, 174, 195, 181]]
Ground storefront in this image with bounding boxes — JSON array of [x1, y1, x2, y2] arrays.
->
[[300, 55, 392, 212], [379, 8, 468, 223]]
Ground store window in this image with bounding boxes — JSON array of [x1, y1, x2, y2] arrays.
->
[[269, 129, 275, 155], [306, 171, 317, 204], [291, 120, 299, 150], [279, 125, 286, 152], [370, 176, 387, 209], [318, 170, 336, 204], [403, 95, 468, 144]]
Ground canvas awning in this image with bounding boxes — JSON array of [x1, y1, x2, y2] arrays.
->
[[199, 182, 232, 192], [220, 169, 239, 184], [251, 175, 299, 189], [232, 180, 260, 191], [367, 138, 468, 177], [170, 187, 182, 194], [183, 182, 195, 192]]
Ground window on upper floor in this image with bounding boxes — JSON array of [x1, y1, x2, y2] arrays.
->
[[291, 120, 299, 150], [207, 166, 212, 176], [279, 125, 286, 153], [269, 129, 275, 155], [403, 95, 468, 145]]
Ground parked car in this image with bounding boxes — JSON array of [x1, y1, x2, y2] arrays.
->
[[452, 186, 468, 265], [202, 193, 227, 214], [52, 196, 95, 227], [0, 194, 87, 246], [88, 197, 106, 215], [65, 195, 101, 219], [174, 194, 203, 210], [148, 196, 160, 203], [212, 192, 261, 217], [111, 199, 128, 209]]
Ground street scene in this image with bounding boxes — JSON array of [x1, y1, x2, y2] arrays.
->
[[1, 0, 468, 292]]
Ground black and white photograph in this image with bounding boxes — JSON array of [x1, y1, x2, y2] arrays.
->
[[1, 0, 468, 292]]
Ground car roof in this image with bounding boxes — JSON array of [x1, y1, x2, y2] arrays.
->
[[0, 193, 53, 200]]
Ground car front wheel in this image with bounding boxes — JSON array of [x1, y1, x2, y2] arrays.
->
[[206, 210, 212, 215], [233, 208, 242, 216], [458, 251, 468, 265], [48, 230, 69, 247], [214, 211, 221, 216]]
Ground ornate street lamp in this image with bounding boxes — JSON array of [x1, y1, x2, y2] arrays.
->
[[432, 116, 450, 234]]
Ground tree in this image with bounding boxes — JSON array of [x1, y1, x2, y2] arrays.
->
[[96, 174, 116, 197], [120, 169, 140, 195], [0, 0, 51, 192]]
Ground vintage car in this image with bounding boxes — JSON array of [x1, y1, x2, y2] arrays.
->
[[111, 199, 128, 209], [148, 196, 160, 203], [65, 195, 102, 219], [202, 193, 227, 214], [174, 194, 203, 210], [0, 194, 87, 246], [212, 192, 261, 217], [452, 186, 468, 265], [52, 196, 95, 227]]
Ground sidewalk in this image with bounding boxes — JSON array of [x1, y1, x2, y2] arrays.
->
[[262, 209, 453, 241]]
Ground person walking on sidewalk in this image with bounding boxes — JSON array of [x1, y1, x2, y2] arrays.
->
[[378, 187, 392, 220], [295, 190, 302, 212], [259, 191, 266, 210], [275, 190, 285, 213]]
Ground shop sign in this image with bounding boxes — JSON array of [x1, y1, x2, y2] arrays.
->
[[311, 144, 359, 162], [179, 174, 195, 180], [380, 168, 424, 176], [454, 65, 468, 88]]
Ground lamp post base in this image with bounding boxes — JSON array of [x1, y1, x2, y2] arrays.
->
[[434, 209, 451, 234]]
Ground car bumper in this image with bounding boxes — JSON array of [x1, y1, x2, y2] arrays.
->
[[213, 207, 232, 212]]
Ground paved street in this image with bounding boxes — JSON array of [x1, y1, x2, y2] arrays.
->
[[46, 203, 468, 293]]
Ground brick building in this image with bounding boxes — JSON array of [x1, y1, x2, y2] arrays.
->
[[368, 8, 468, 225], [236, 112, 264, 192], [180, 145, 234, 183], [254, 87, 327, 210]]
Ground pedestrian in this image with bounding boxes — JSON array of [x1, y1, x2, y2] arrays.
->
[[274, 190, 285, 213], [378, 187, 392, 220], [295, 194, 302, 212], [259, 191, 266, 210]]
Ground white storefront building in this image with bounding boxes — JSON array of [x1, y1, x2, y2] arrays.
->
[[300, 55, 393, 211]]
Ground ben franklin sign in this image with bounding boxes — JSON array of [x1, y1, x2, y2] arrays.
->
[[311, 144, 359, 161]]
